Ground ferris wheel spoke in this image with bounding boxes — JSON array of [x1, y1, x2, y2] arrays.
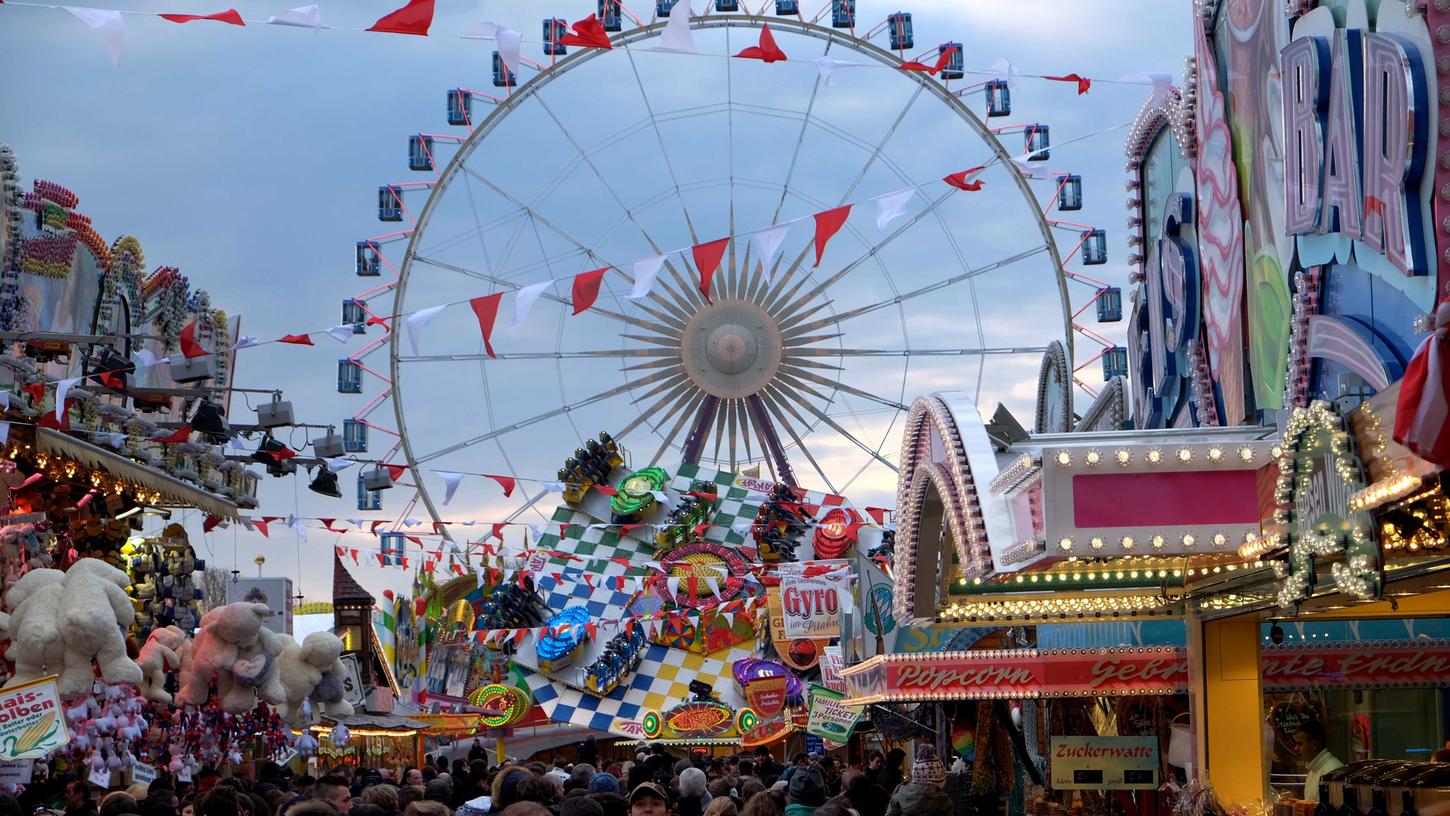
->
[[778, 365, 908, 412], [758, 243, 817, 316], [396, 348, 674, 363], [769, 38, 830, 227], [622, 332, 685, 348], [726, 398, 742, 470], [758, 388, 838, 494], [778, 356, 842, 372], [412, 254, 643, 329], [774, 298, 836, 333], [617, 377, 693, 438], [736, 398, 755, 466], [623, 47, 701, 244], [650, 391, 706, 467], [711, 395, 731, 464], [785, 243, 1050, 337], [628, 373, 689, 407], [413, 372, 669, 465], [837, 83, 925, 205], [781, 331, 844, 347], [774, 377, 899, 473]]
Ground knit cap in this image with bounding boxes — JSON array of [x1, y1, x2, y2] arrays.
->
[[911, 745, 946, 787]]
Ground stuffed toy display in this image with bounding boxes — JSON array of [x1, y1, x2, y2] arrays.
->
[[174, 601, 273, 712], [3, 559, 142, 696], [121, 525, 204, 638], [135, 626, 189, 703], [260, 631, 354, 725]]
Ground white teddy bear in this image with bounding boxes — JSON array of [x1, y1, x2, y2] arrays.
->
[[135, 626, 189, 703], [260, 631, 353, 725], [176, 602, 273, 712], [2, 568, 66, 686], [54, 559, 144, 696]]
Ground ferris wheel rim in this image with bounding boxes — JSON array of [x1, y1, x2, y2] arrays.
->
[[387, 13, 1073, 529]]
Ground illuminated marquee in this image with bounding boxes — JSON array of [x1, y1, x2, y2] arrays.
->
[[1282, 24, 1430, 276]]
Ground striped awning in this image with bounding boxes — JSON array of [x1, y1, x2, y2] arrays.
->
[[35, 427, 239, 519]]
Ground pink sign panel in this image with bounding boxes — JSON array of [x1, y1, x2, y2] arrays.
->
[[1071, 471, 1260, 527]]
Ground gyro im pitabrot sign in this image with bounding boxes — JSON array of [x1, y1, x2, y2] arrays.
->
[[780, 575, 843, 639]]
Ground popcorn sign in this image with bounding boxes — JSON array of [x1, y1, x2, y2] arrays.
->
[[781, 576, 843, 639], [0, 677, 68, 760]]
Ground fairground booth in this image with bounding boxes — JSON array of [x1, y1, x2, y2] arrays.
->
[[844, 1, 1450, 814]]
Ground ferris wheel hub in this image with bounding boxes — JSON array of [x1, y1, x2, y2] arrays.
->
[[680, 298, 784, 400]]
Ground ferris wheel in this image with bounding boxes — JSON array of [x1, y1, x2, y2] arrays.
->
[[340, 3, 1095, 528]]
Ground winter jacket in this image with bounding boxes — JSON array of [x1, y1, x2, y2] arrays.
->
[[785, 803, 820, 816], [884, 783, 952, 816]]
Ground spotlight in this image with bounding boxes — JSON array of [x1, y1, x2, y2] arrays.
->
[[90, 347, 132, 392], [308, 466, 342, 498], [255, 394, 294, 428], [1270, 623, 1284, 645], [362, 466, 393, 491], [311, 429, 344, 459], [251, 434, 285, 464], [266, 458, 297, 478], [190, 400, 231, 444]]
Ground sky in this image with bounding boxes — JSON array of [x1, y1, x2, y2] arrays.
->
[[0, 0, 1193, 604]]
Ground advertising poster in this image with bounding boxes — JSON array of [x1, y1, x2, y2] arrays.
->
[[0, 677, 68, 760], [806, 684, 862, 742], [227, 577, 293, 634], [781, 575, 843, 639], [745, 676, 789, 719]]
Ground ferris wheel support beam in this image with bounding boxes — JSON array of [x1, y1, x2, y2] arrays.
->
[[747, 394, 797, 486], [759, 387, 838, 494], [681, 395, 720, 465]]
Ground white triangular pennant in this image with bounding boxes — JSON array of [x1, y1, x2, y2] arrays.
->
[[628, 256, 666, 300], [324, 457, 355, 471], [463, 20, 498, 39], [266, 4, 324, 29], [65, 7, 125, 66], [814, 57, 869, 87], [325, 325, 354, 344], [231, 335, 260, 350], [990, 57, 1023, 88], [496, 27, 522, 76], [405, 305, 447, 356], [656, 1, 694, 53], [874, 189, 916, 230], [437, 471, 465, 506], [55, 377, 80, 420], [511, 280, 551, 327], [751, 224, 789, 277]]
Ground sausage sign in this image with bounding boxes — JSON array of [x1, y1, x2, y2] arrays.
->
[[781, 576, 843, 639]]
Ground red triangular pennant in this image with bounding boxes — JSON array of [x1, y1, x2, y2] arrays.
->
[[570, 268, 607, 316], [468, 293, 503, 358], [279, 334, 314, 346], [1044, 73, 1092, 94], [692, 238, 729, 303], [485, 474, 516, 497], [159, 424, 192, 444], [371, 521, 388, 535], [367, 0, 433, 35], [253, 520, 270, 538], [386, 464, 407, 482], [159, 8, 244, 25], [593, 484, 617, 496], [559, 14, 612, 48], [203, 514, 223, 533], [491, 522, 507, 541], [179, 321, 208, 358], [735, 22, 787, 62], [944, 166, 986, 191], [21, 383, 43, 404], [405, 535, 422, 546], [812, 205, 851, 267], [865, 506, 888, 525]]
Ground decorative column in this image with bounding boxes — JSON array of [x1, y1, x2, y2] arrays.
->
[[1187, 611, 1267, 804]]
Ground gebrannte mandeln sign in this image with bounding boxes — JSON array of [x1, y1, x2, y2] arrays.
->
[[1261, 641, 1450, 690]]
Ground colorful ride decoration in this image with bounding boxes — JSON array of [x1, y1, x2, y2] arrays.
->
[[654, 480, 716, 551], [754, 483, 813, 562], [811, 508, 860, 559], [657, 541, 747, 608], [563, 432, 626, 504], [467, 683, 532, 728], [611, 466, 666, 521], [472, 575, 548, 636], [535, 606, 591, 673], [732, 657, 804, 712], [582, 625, 647, 696], [641, 696, 758, 741]]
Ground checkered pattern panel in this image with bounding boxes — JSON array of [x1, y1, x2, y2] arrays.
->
[[526, 641, 756, 736]]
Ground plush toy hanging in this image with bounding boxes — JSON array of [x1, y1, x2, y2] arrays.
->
[[1396, 301, 1450, 466]]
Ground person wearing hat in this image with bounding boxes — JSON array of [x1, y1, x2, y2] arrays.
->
[[628, 783, 669, 816], [784, 768, 825, 816], [883, 747, 949, 816]]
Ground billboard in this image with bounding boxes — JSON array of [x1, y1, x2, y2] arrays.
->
[[227, 577, 294, 634]]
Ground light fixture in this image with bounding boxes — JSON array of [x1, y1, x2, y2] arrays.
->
[[1238, 446, 1255, 463], [1146, 448, 1162, 465], [1115, 449, 1131, 466], [1176, 448, 1192, 463], [309, 466, 342, 498], [1208, 447, 1223, 462], [190, 400, 231, 444], [114, 506, 143, 520]]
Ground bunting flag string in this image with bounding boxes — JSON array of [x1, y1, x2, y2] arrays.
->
[[691, 237, 729, 303], [366, 0, 432, 36], [158, 8, 243, 26]]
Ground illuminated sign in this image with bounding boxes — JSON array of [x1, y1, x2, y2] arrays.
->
[[1282, 27, 1430, 275], [1132, 191, 1201, 427]]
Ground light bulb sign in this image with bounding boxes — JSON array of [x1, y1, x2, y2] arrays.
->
[[1282, 24, 1430, 276], [1131, 192, 1202, 428]]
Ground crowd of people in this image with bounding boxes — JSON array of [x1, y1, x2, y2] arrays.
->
[[19, 743, 954, 816]]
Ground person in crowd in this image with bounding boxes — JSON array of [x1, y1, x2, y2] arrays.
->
[[588, 792, 627, 816], [316, 777, 355, 816], [812, 803, 854, 816], [514, 776, 557, 810], [404, 771, 424, 788], [705, 780, 734, 808], [548, 759, 572, 785], [354, 804, 389, 816], [587, 776, 619, 796], [784, 769, 825, 816], [486, 767, 533, 815], [830, 772, 886, 816], [405, 802, 451, 816], [1296, 721, 1344, 802], [424, 781, 453, 807], [883, 747, 949, 816], [627, 784, 668, 816], [645, 746, 675, 786], [874, 751, 905, 798], [738, 779, 764, 806], [468, 742, 487, 764], [498, 805, 550, 816], [703, 798, 737, 816], [740, 791, 783, 816], [363, 785, 401, 816], [676, 769, 709, 816], [284, 802, 339, 816], [66, 780, 100, 816], [578, 737, 598, 770], [560, 794, 604, 816], [398, 787, 425, 814], [99, 793, 140, 816]]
